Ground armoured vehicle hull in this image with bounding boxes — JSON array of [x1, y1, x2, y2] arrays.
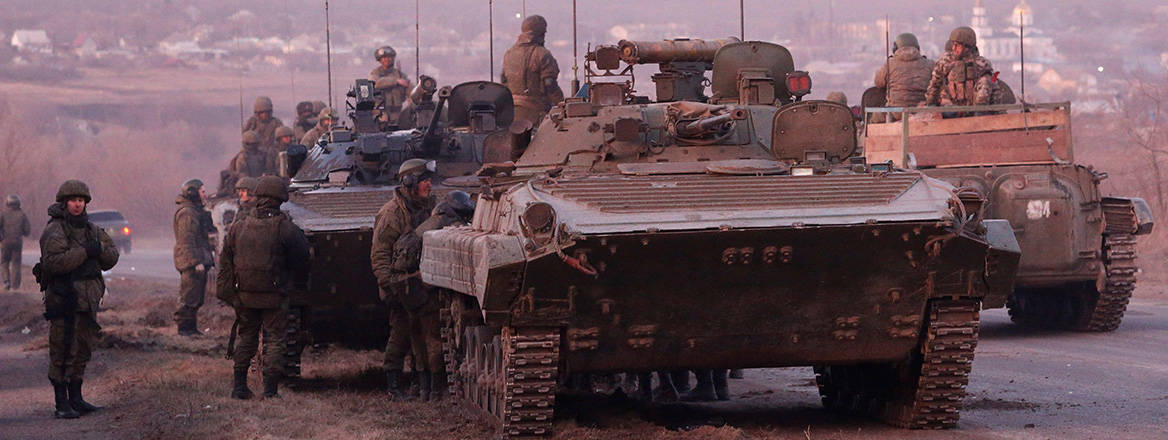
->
[[864, 102, 1153, 331], [422, 39, 1021, 437]]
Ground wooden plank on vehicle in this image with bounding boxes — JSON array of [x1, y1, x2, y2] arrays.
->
[[910, 129, 1070, 168], [866, 110, 1068, 138]]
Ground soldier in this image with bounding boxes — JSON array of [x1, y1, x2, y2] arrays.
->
[[370, 46, 411, 124], [242, 96, 286, 153], [300, 107, 338, 147], [371, 159, 437, 400], [37, 180, 119, 418], [874, 33, 935, 109], [228, 131, 276, 187], [217, 176, 310, 399], [173, 179, 216, 337], [1, 195, 31, 290], [234, 176, 258, 221], [291, 101, 317, 142], [925, 27, 996, 107], [500, 14, 564, 127], [273, 126, 296, 155], [825, 91, 848, 106]]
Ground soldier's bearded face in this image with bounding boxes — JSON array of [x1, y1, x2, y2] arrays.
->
[[66, 197, 86, 216]]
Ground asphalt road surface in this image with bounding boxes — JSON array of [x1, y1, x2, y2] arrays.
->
[[23, 240, 177, 281]]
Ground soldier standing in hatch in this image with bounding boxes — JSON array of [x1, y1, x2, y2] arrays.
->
[[300, 107, 337, 147], [291, 101, 317, 143], [370, 46, 411, 125], [173, 179, 216, 337], [228, 131, 276, 186], [1, 195, 31, 290], [925, 27, 996, 108], [218, 176, 310, 400], [371, 159, 437, 400], [38, 180, 119, 418], [874, 33, 934, 111], [242, 96, 286, 152], [501, 14, 564, 127]]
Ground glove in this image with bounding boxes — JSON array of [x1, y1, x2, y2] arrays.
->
[[84, 239, 102, 258], [195, 264, 206, 272]]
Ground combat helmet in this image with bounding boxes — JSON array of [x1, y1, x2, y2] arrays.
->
[[275, 126, 295, 140], [949, 26, 977, 48], [235, 176, 259, 193], [5, 194, 19, 207], [893, 33, 919, 51], [318, 107, 338, 122], [398, 158, 436, 187], [242, 130, 261, 146], [374, 46, 396, 61], [254, 96, 274, 113], [296, 101, 314, 116], [181, 178, 204, 202], [56, 180, 92, 203], [825, 91, 848, 106], [254, 176, 289, 202], [521, 15, 547, 35]]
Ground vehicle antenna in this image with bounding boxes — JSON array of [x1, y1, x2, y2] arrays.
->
[[285, 0, 295, 104], [415, 0, 421, 81], [489, 0, 495, 81], [236, 36, 244, 132], [571, 0, 579, 95], [1019, 9, 1026, 106], [884, 14, 890, 119], [739, 0, 745, 40], [522, 0, 526, 18], [325, 0, 334, 110]]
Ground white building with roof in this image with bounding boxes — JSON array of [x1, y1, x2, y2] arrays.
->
[[10, 29, 52, 54], [970, 0, 1057, 74]]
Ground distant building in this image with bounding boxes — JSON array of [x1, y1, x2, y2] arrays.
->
[[970, 0, 1057, 74], [11, 29, 52, 54]]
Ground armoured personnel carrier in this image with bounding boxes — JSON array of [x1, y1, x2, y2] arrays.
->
[[421, 39, 1021, 437], [864, 102, 1154, 331], [213, 78, 513, 375]]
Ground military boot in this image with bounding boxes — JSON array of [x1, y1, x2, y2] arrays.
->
[[653, 370, 679, 403], [177, 321, 203, 337], [67, 380, 102, 413], [682, 369, 716, 402], [712, 369, 730, 401], [431, 372, 448, 401], [231, 369, 254, 400], [385, 369, 409, 400], [52, 381, 80, 419], [418, 371, 432, 402], [262, 375, 280, 399]]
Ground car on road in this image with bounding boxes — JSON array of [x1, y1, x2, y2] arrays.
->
[[89, 209, 132, 254]]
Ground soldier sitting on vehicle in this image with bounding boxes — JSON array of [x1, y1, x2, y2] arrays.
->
[[243, 96, 286, 153], [224, 131, 276, 193], [925, 27, 996, 109], [370, 46, 411, 125], [875, 32, 934, 112], [292, 101, 317, 142], [300, 107, 338, 147]]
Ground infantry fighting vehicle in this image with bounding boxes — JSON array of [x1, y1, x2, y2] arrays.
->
[[213, 78, 514, 372], [864, 102, 1154, 332], [421, 39, 1022, 437]]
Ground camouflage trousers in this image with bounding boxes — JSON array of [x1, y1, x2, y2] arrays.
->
[[407, 306, 444, 373], [513, 104, 548, 129], [48, 311, 100, 382], [383, 302, 411, 372], [174, 268, 207, 326], [1, 242, 21, 289], [233, 306, 287, 377]]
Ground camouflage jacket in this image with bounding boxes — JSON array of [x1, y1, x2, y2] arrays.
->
[[300, 123, 329, 147], [370, 186, 435, 302], [39, 204, 119, 312], [1, 207, 30, 245], [370, 65, 411, 110], [874, 46, 935, 107], [173, 197, 215, 271], [925, 51, 995, 106], [217, 198, 310, 309], [229, 147, 275, 179], [500, 33, 562, 110], [243, 115, 286, 154], [292, 117, 316, 144]]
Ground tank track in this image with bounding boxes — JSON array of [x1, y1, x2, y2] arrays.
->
[[1082, 233, 1137, 332], [439, 297, 459, 397], [815, 299, 980, 429], [459, 326, 559, 439]]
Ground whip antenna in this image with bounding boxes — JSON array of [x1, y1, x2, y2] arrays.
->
[[572, 0, 579, 95], [740, 0, 745, 40], [325, 0, 333, 109], [415, 0, 421, 80], [489, 0, 495, 80]]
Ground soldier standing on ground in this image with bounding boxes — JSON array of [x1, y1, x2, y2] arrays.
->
[[1, 195, 30, 290], [291, 101, 317, 143], [234, 177, 258, 221], [173, 179, 216, 337], [371, 159, 437, 400], [218, 176, 310, 400], [925, 27, 996, 107], [242, 96, 286, 153], [874, 33, 935, 109], [370, 46, 411, 125], [300, 107, 337, 147], [38, 180, 119, 419], [501, 15, 564, 127]]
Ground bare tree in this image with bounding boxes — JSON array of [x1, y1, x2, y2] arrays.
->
[[1117, 71, 1168, 213]]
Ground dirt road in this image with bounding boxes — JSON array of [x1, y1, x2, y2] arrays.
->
[[1, 276, 1165, 439]]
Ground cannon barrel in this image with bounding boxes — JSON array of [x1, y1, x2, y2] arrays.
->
[[677, 108, 747, 137], [409, 75, 438, 105], [618, 37, 741, 64]]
